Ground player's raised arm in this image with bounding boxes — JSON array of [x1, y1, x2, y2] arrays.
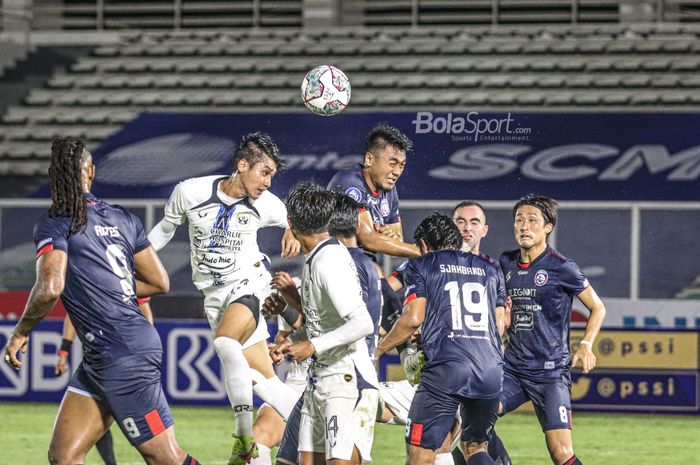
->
[[571, 285, 606, 374], [4, 249, 67, 369], [148, 181, 188, 251], [357, 210, 420, 257]]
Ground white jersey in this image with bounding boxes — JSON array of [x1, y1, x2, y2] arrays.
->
[[163, 175, 287, 289], [301, 238, 378, 387]]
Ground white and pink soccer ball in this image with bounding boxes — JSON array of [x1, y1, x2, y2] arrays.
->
[[301, 65, 351, 116]]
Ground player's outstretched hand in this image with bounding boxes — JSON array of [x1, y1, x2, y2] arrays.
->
[[3, 333, 29, 369], [281, 229, 301, 257], [571, 341, 596, 374], [283, 340, 315, 362], [55, 352, 69, 376], [262, 293, 288, 317]]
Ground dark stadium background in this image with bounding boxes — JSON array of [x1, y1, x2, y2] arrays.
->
[[1, 0, 699, 417]]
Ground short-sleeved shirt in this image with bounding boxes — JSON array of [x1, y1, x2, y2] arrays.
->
[[403, 249, 505, 399], [162, 175, 288, 289], [499, 247, 589, 381], [347, 247, 383, 359], [327, 165, 400, 226], [34, 194, 159, 367]]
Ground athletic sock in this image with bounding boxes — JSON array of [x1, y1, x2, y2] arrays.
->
[[467, 451, 496, 465], [562, 455, 583, 465], [253, 375, 300, 420], [181, 454, 201, 465], [95, 430, 117, 465], [435, 452, 455, 465], [487, 429, 512, 465], [251, 444, 272, 465], [214, 337, 254, 436]]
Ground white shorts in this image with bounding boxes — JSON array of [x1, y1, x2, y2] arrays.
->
[[201, 268, 271, 349], [378, 380, 415, 425], [299, 374, 378, 464]]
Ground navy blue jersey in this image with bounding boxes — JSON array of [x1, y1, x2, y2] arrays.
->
[[327, 164, 400, 226], [403, 250, 505, 398], [348, 247, 383, 359], [499, 247, 589, 381], [34, 194, 160, 366]]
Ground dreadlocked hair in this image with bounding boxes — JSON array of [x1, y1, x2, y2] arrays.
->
[[48, 137, 88, 235]]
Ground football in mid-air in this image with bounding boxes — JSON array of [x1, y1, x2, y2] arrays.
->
[[301, 65, 351, 116]]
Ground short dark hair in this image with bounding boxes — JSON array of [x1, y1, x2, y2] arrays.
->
[[329, 192, 360, 238], [512, 195, 558, 227], [452, 200, 487, 220], [233, 131, 284, 171], [365, 123, 413, 155], [286, 182, 334, 235], [413, 213, 462, 251]]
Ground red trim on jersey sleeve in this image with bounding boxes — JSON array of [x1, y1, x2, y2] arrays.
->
[[390, 271, 399, 278], [359, 207, 367, 213], [518, 261, 530, 269], [403, 293, 417, 306], [371, 191, 379, 198], [36, 244, 54, 258], [409, 422, 423, 446], [137, 297, 152, 305], [563, 455, 578, 465], [145, 409, 166, 436]]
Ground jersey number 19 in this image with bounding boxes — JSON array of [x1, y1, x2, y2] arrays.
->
[[444, 281, 488, 332]]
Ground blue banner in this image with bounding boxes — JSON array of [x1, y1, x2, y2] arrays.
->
[[35, 112, 700, 201], [0, 320, 277, 406], [571, 370, 699, 413]]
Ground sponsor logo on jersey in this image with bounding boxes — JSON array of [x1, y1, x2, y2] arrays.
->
[[37, 238, 53, 249], [380, 198, 390, 217], [517, 270, 529, 276], [344, 186, 363, 202], [534, 269, 548, 286], [513, 312, 533, 330]]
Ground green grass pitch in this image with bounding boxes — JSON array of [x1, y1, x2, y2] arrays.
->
[[0, 403, 698, 465]]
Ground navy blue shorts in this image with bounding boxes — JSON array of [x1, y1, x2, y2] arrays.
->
[[68, 353, 174, 446], [499, 370, 572, 431], [406, 384, 499, 449], [275, 395, 304, 465]]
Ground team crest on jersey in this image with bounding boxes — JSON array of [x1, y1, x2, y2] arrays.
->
[[534, 269, 549, 286], [236, 213, 251, 225], [344, 187, 363, 202], [380, 198, 390, 217]]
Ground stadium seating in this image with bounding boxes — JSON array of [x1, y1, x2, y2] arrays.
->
[[3, 18, 700, 172]]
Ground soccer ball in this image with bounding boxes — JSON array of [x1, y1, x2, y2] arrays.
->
[[301, 65, 351, 116]]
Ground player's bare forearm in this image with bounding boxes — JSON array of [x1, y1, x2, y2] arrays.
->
[[15, 251, 67, 336], [359, 229, 420, 258], [496, 306, 506, 337], [134, 247, 169, 296], [378, 298, 426, 354], [578, 286, 606, 344]]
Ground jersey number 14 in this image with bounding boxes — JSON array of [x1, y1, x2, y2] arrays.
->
[[444, 281, 488, 332]]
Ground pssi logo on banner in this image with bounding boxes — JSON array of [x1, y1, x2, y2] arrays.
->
[[412, 112, 533, 142], [166, 328, 226, 401], [570, 330, 698, 370]]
